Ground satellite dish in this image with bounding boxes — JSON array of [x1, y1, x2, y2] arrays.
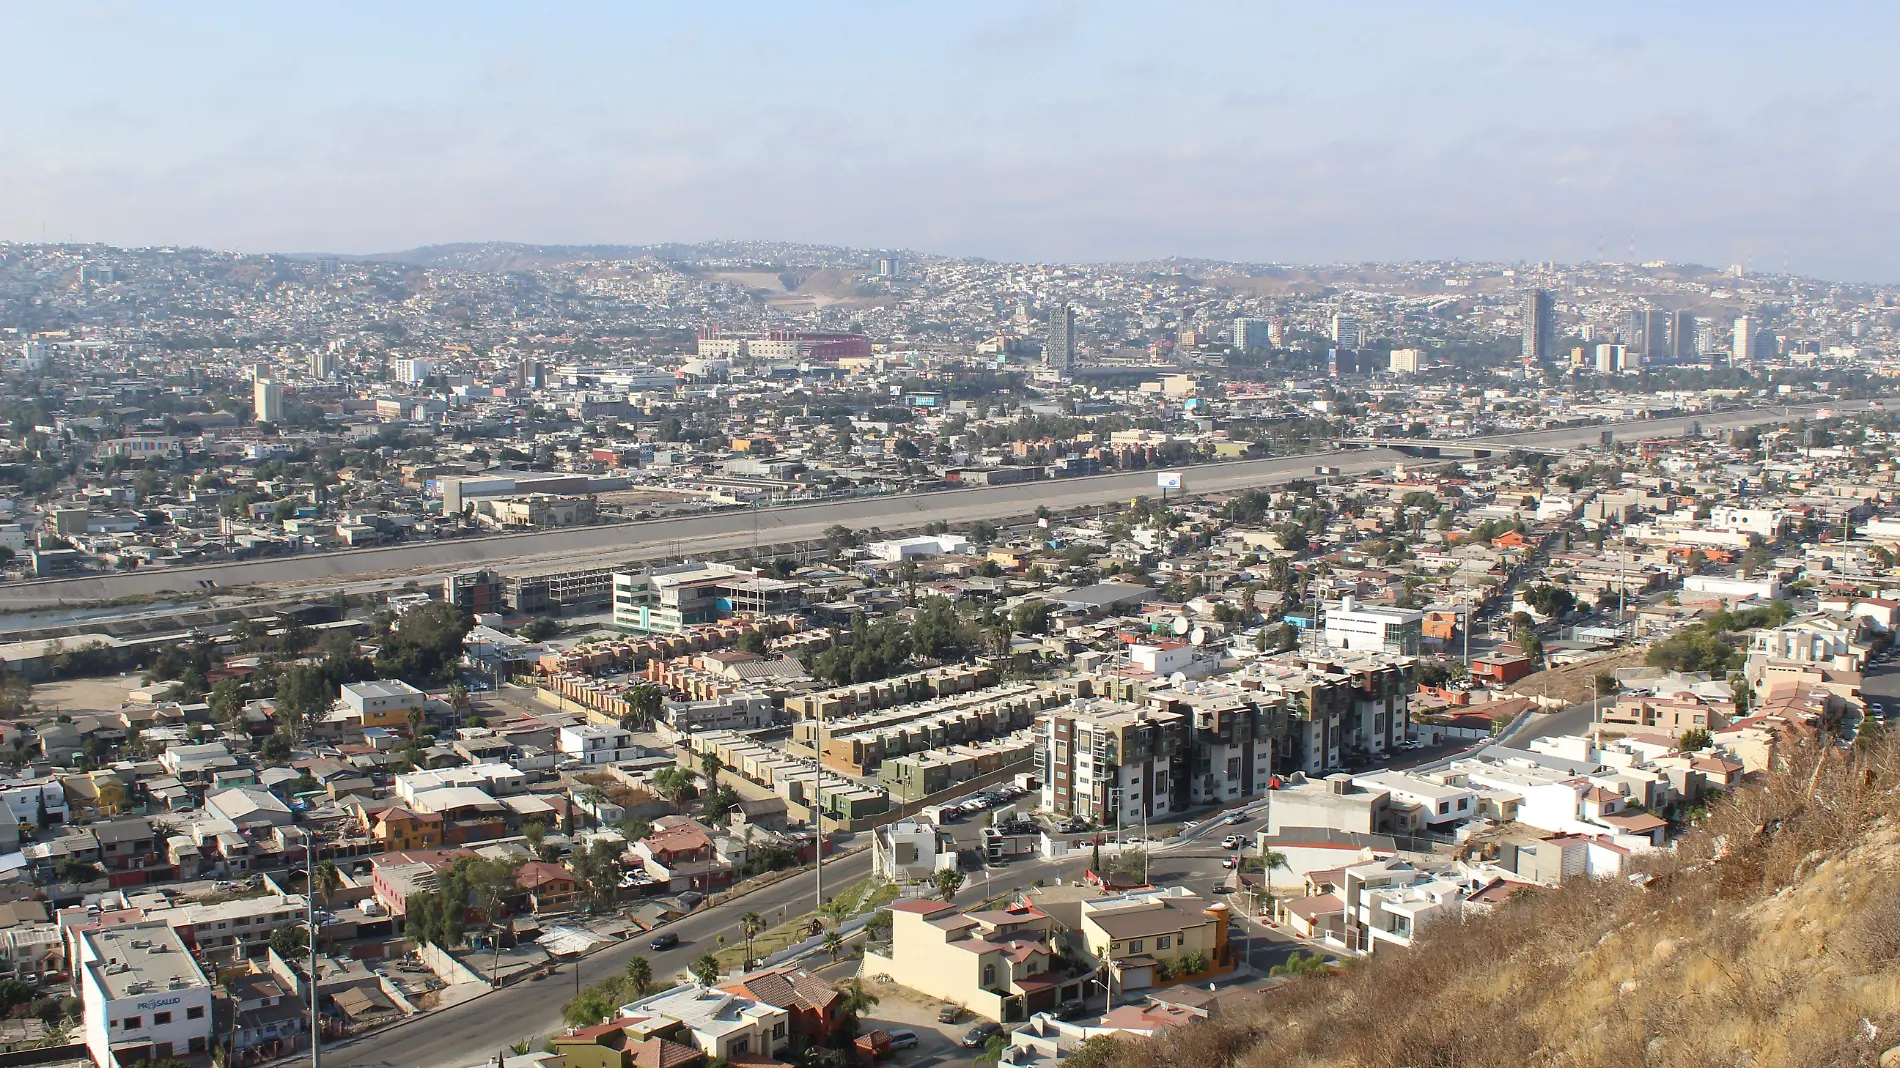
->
[[1171, 615, 1191, 636], [1169, 672, 1189, 688], [1190, 627, 1208, 646]]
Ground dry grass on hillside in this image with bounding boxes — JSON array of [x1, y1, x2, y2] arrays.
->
[[1111, 739, 1900, 1068]]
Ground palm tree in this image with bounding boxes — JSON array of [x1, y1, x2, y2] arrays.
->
[[978, 1032, 1010, 1068], [700, 751, 723, 782], [931, 868, 965, 902], [689, 954, 722, 986], [835, 977, 879, 1017], [1259, 849, 1289, 902], [739, 911, 765, 969], [624, 955, 653, 999], [650, 767, 698, 812], [314, 860, 342, 905], [822, 930, 843, 962]]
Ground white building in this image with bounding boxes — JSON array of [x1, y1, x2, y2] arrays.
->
[[1387, 348, 1421, 374], [1323, 596, 1423, 656], [619, 984, 791, 1061], [1127, 642, 1191, 676], [872, 819, 947, 883], [339, 679, 427, 723], [1329, 313, 1362, 348], [866, 534, 972, 562], [0, 778, 67, 829], [79, 921, 215, 1066], [393, 357, 434, 384], [253, 379, 283, 424], [557, 724, 639, 766]]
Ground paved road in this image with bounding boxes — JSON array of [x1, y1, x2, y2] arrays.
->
[[334, 848, 872, 1068], [8, 396, 1883, 612], [338, 836, 1251, 1068]]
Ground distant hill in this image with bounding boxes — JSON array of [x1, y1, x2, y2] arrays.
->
[[353, 240, 890, 272]]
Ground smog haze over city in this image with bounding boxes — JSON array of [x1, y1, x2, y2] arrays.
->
[[9, 8, 1900, 1068]]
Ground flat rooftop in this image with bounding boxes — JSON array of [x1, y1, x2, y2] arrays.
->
[[83, 921, 208, 1000]]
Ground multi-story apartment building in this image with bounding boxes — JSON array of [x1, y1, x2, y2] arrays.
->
[[1144, 683, 1280, 805], [1238, 653, 1414, 773], [1040, 700, 1187, 824]]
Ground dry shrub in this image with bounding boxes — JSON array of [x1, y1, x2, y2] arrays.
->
[[1106, 736, 1900, 1068]]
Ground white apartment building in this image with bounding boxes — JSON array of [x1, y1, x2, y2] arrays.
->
[[872, 819, 947, 883], [0, 778, 67, 829], [557, 724, 639, 765], [1323, 596, 1423, 656], [79, 921, 215, 1066], [393, 356, 433, 384], [253, 379, 283, 424]]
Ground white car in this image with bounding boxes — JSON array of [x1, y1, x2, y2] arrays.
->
[[1221, 834, 1244, 849]]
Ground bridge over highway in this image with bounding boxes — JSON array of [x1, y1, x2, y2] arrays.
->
[[0, 398, 1881, 612]]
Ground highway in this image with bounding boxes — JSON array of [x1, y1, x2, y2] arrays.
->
[[4, 397, 1879, 612]]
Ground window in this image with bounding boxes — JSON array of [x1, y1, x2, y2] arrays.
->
[[1128, 940, 1143, 953], [731, 1039, 749, 1056], [1156, 936, 1171, 950], [154, 1012, 173, 1025], [982, 964, 997, 985], [189, 1037, 206, 1054], [1438, 801, 1451, 815], [773, 1023, 786, 1039], [187, 1007, 205, 1020], [123, 1017, 142, 1030]]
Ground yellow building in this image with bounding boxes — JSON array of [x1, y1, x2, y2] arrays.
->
[[861, 899, 1089, 1022], [1078, 887, 1232, 991]]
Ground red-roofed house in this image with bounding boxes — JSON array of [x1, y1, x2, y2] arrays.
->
[[516, 860, 578, 913], [552, 1019, 706, 1068], [634, 818, 733, 891]]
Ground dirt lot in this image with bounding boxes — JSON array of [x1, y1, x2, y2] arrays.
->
[[30, 673, 144, 716], [1505, 647, 1650, 705]]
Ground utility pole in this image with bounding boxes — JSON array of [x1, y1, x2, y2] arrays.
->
[[308, 843, 321, 1068], [814, 707, 825, 918]]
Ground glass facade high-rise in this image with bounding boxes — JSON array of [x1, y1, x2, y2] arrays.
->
[[1520, 290, 1555, 362], [1672, 310, 1698, 362], [1045, 303, 1075, 370]]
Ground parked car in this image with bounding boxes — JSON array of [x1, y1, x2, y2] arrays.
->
[[1211, 884, 1235, 894], [937, 1005, 964, 1024], [961, 1023, 1003, 1047], [888, 1031, 920, 1051], [648, 932, 680, 950], [1054, 1000, 1087, 1020], [1225, 812, 1250, 825], [1221, 834, 1243, 849], [1222, 855, 1239, 869]]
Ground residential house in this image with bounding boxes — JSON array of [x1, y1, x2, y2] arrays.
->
[[632, 819, 733, 892], [1077, 887, 1232, 992], [551, 1019, 705, 1068], [862, 899, 1087, 1022]]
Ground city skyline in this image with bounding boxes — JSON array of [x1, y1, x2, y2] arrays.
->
[[6, 3, 1900, 280]]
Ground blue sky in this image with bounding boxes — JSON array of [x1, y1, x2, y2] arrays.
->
[[4, 2, 1898, 280]]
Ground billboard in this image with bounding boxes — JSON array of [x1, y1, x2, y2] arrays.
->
[[1157, 472, 1183, 489]]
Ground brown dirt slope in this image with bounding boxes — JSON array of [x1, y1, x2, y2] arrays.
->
[[1105, 739, 1900, 1068], [1505, 647, 1649, 706]]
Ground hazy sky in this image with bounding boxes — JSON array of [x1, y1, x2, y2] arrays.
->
[[5, 2, 1899, 280]]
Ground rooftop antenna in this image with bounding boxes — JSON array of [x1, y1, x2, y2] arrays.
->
[[1597, 232, 1605, 262]]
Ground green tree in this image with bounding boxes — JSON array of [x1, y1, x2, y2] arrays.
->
[[650, 766, 699, 812], [931, 868, 965, 902], [374, 601, 474, 685], [624, 956, 654, 999], [689, 954, 722, 986], [739, 911, 765, 966]]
